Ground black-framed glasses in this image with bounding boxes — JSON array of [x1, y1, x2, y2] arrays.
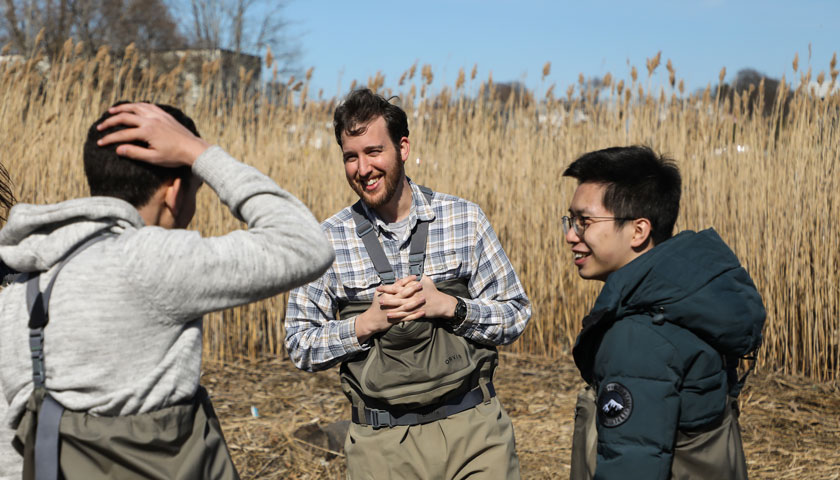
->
[[562, 214, 634, 237]]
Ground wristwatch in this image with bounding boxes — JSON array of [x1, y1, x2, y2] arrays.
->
[[453, 297, 468, 324]]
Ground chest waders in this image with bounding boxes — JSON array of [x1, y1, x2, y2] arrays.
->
[[13, 233, 240, 480], [570, 351, 751, 479], [340, 186, 498, 429]]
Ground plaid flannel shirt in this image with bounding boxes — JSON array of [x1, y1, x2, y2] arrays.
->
[[285, 180, 531, 372]]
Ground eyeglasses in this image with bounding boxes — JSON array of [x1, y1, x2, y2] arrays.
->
[[562, 214, 634, 237]]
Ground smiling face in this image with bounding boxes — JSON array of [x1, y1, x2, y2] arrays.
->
[[341, 116, 409, 215], [565, 182, 643, 281]]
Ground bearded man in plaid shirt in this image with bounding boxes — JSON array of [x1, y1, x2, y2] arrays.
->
[[285, 88, 531, 480]]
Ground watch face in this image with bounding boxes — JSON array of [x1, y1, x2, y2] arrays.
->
[[455, 298, 467, 320]]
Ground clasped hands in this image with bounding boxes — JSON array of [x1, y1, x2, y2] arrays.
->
[[354, 275, 457, 343]]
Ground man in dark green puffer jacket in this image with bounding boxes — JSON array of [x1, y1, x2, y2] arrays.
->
[[563, 146, 765, 479]]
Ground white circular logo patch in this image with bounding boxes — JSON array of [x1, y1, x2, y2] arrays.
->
[[597, 382, 633, 427]]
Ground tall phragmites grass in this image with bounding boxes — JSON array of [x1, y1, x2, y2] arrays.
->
[[2, 42, 838, 381]]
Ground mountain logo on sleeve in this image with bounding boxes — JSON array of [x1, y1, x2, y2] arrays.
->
[[597, 382, 633, 427]]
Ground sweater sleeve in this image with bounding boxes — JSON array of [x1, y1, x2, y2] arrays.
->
[[592, 317, 682, 480], [124, 146, 335, 322], [0, 388, 21, 479]]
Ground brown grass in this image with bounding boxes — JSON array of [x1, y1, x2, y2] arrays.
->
[[1, 41, 838, 381], [202, 355, 840, 479]]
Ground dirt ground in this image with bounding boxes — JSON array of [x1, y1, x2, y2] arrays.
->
[[202, 353, 840, 479]]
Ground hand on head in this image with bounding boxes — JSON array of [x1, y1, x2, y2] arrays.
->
[[96, 103, 210, 167]]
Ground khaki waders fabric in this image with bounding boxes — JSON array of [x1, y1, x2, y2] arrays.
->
[[570, 385, 597, 480], [344, 396, 520, 480], [339, 279, 497, 411], [14, 387, 239, 480], [569, 386, 748, 480], [670, 397, 748, 480], [339, 281, 513, 479]]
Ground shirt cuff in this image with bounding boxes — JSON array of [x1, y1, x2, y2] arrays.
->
[[451, 298, 479, 335], [345, 316, 373, 351]]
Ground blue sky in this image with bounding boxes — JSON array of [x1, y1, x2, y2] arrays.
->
[[282, 0, 838, 98]]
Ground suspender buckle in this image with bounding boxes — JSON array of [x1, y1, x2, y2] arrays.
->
[[409, 265, 422, 278], [29, 329, 44, 353], [409, 248, 426, 279], [368, 409, 394, 429], [29, 329, 46, 386], [380, 272, 396, 284], [356, 222, 374, 238]]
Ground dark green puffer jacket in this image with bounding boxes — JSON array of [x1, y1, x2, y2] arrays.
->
[[573, 228, 765, 480]]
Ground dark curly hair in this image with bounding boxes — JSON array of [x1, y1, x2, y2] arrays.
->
[[333, 88, 408, 153]]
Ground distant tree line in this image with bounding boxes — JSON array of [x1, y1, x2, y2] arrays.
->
[[714, 68, 790, 117], [0, 0, 298, 74]]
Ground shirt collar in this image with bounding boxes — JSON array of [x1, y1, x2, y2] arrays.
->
[[357, 178, 436, 234]]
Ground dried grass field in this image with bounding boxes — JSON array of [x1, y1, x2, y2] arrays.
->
[[2, 42, 839, 477], [202, 354, 840, 479]]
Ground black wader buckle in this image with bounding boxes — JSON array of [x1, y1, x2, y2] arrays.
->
[[368, 409, 394, 430], [29, 329, 46, 386]]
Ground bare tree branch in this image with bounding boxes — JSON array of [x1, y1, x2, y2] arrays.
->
[[172, 0, 299, 74], [1, 0, 184, 57]]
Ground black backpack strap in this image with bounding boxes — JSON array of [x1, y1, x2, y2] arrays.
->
[[24, 232, 113, 480], [351, 186, 435, 284]]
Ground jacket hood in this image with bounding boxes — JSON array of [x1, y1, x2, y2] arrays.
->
[[0, 197, 144, 272], [580, 228, 765, 361]]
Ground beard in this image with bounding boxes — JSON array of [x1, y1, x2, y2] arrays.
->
[[351, 159, 404, 210]]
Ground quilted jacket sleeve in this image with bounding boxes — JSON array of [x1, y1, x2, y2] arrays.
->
[[591, 316, 682, 480]]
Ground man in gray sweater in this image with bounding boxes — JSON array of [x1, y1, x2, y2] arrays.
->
[[0, 103, 334, 478]]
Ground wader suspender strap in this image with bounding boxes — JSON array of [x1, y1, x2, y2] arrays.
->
[[24, 233, 112, 480], [346, 186, 496, 429], [350, 185, 434, 284]]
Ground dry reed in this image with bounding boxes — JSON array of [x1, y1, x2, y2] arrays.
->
[[1, 42, 838, 381], [202, 354, 840, 479]]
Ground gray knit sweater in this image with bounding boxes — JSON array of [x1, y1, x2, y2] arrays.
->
[[0, 146, 334, 477]]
